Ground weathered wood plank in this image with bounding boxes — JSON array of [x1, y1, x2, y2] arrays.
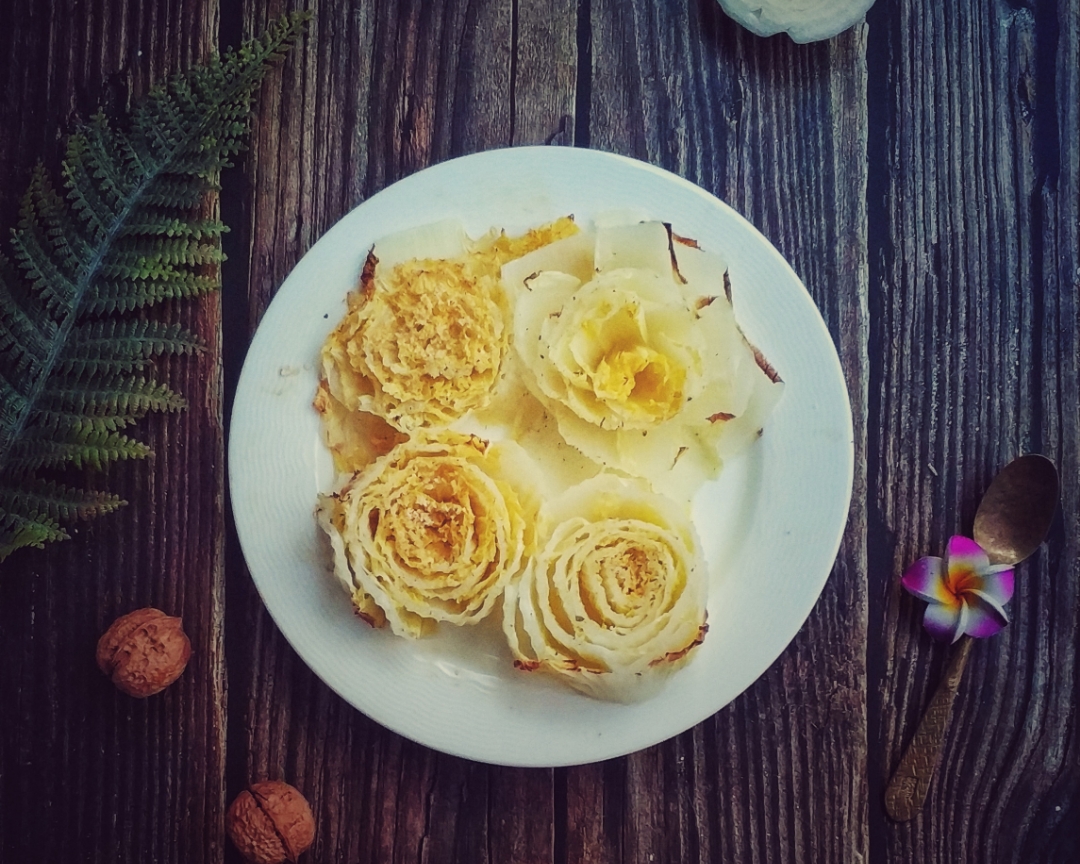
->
[[0, 1, 226, 862], [2, 0, 1074, 861], [513, 0, 578, 146], [869, 0, 1079, 861], [225, 3, 572, 863], [580, 2, 870, 862]]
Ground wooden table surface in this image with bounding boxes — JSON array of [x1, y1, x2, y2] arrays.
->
[[1, 1, 1077, 862]]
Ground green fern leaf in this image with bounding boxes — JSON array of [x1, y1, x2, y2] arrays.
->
[[0, 479, 124, 522], [0, 255, 57, 382], [83, 271, 219, 315], [9, 170, 83, 313], [0, 510, 69, 559], [103, 236, 226, 272], [141, 175, 220, 210], [39, 376, 187, 418], [8, 425, 152, 471], [0, 381, 30, 436], [0, 10, 310, 562], [24, 409, 135, 436], [63, 121, 129, 240], [58, 319, 203, 378], [118, 217, 227, 238]]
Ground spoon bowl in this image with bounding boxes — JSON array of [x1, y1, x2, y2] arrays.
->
[[972, 454, 1059, 566]]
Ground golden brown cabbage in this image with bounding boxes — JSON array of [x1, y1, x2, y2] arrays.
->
[[321, 254, 507, 432], [317, 430, 540, 638], [502, 474, 708, 701], [319, 218, 578, 436]]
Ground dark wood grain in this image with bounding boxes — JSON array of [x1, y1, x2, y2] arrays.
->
[[869, 0, 1079, 861], [223, 3, 571, 863], [0, 1, 226, 862], [2, 0, 1078, 862], [581, 2, 870, 861]]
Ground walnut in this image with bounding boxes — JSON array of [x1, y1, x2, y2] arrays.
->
[[226, 781, 315, 864], [95, 607, 192, 697]]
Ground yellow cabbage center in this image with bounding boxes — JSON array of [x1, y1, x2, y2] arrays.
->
[[377, 460, 493, 584], [578, 533, 671, 626], [596, 540, 664, 604], [358, 259, 501, 397], [563, 296, 686, 426]]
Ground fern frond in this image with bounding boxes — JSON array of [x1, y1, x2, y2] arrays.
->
[[63, 120, 131, 241], [78, 114, 139, 204], [0, 380, 31, 440], [0, 10, 311, 562], [25, 409, 136, 435], [103, 236, 226, 273], [9, 168, 84, 313], [0, 255, 58, 383], [39, 376, 187, 418], [82, 271, 219, 315], [141, 175, 220, 209], [61, 319, 203, 369], [0, 509, 69, 558], [8, 425, 151, 471], [118, 217, 227, 238], [0, 479, 124, 522]]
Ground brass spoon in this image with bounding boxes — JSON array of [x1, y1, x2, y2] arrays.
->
[[884, 454, 1059, 821]]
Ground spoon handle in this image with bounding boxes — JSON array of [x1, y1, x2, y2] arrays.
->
[[884, 636, 974, 821]]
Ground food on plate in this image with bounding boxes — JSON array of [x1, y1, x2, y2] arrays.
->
[[316, 430, 540, 638], [318, 217, 577, 443], [505, 219, 781, 500], [715, 0, 876, 43], [502, 474, 708, 701], [314, 213, 780, 701]]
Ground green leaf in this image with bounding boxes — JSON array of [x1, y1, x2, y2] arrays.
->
[[25, 409, 136, 435], [39, 375, 187, 418], [0, 10, 311, 562], [82, 271, 218, 315], [118, 217, 228, 238], [0, 255, 58, 382], [0, 478, 124, 522], [58, 319, 203, 378], [140, 175, 219, 209], [0, 509, 69, 559], [8, 425, 152, 471], [102, 236, 225, 273]]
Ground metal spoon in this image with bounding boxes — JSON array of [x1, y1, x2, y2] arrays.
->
[[884, 454, 1059, 822]]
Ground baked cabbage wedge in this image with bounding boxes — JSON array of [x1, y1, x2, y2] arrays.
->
[[317, 430, 541, 637], [319, 218, 577, 437], [502, 474, 708, 701], [504, 219, 781, 502]]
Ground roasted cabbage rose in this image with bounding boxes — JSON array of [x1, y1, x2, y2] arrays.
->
[[506, 221, 781, 500], [502, 474, 708, 701], [322, 252, 506, 432], [317, 430, 539, 638], [320, 218, 577, 436]]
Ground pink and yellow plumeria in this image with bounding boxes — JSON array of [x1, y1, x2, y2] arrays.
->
[[901, 535, 1014, 643]]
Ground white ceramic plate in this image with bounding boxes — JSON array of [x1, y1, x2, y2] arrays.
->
[[229, 147, 853, 767]]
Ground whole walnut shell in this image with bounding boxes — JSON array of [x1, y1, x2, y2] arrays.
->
[[95, 607, 192, 697], [226, 781, 315, 864]]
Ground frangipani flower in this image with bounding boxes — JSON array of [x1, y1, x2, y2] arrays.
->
[[901, 535, 1014, 643]]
